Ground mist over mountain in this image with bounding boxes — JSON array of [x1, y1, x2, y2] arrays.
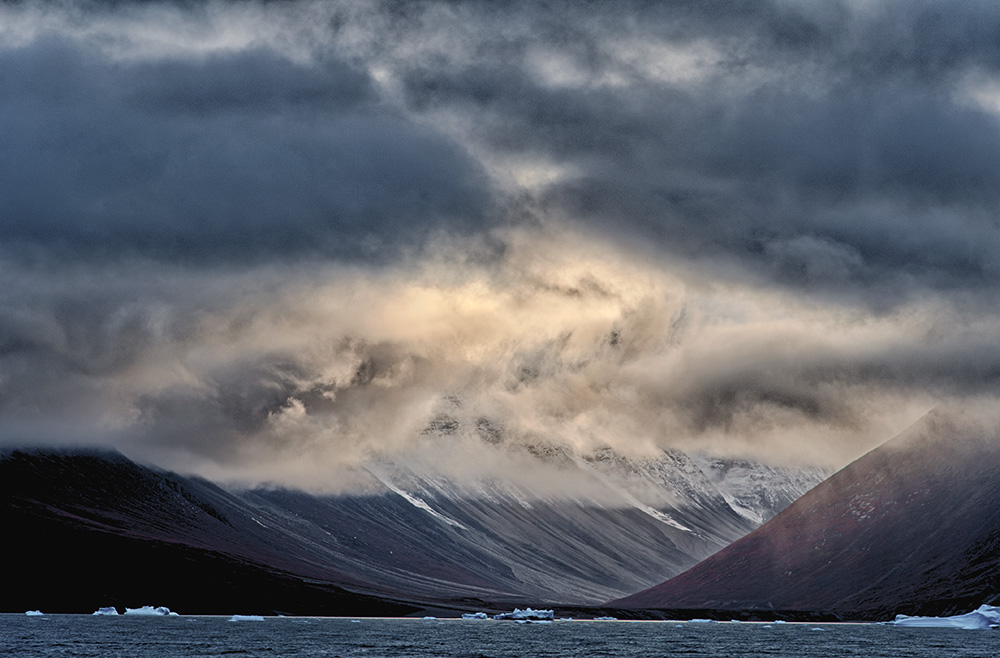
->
[[612, 409, 1000, 620]]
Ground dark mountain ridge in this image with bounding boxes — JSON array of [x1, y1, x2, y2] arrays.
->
[[1, 447, 414, 616]]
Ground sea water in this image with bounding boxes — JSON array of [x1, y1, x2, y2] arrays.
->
[[3, 614, 997, 657]]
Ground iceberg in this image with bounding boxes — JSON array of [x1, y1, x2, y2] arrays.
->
[[893, 605, 1000, 630], [593, 616, 617, 621], [124, 606, 178, 616], [93, 607, 119, 616], [494, 608, 555, 621], [229, 615, 265, 622], [461, 612, 490, 620], [25, 610, 44, 616]]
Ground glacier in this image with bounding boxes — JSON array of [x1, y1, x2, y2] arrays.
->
[[893, 605, 1000, 630]]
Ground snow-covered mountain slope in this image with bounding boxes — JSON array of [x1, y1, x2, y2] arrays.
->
[[240, 434, 827, 605], [611, 409, 1000, 620], [690, 455, 831, 525], [1, 438, 826, 613]]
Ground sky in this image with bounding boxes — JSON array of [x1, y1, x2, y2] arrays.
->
[[2, 0, 1000, 488]]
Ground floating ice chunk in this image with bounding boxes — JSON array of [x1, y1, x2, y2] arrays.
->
[[593, 616, 617, 621], [229, 615, 265, 622], [893, 605, 1000, 630], [124, 606, 178, 616], [25, 610, 44, 616], [688, 619, 716, 623], [494, 608, 555, 621], [461, 612, 490, 620], [422, 616, 437, 620], [93, 607, 119, 616]]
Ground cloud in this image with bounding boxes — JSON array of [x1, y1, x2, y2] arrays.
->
[[2, 1, 1000, 487], [0, 225, 986, 487], [375, 0, 1000, 300], [0, 14, 495, 264]]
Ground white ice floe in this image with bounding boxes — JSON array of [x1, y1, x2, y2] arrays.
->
[[893, 605, 1000, 630], [422, 616, 437, 620], [92, 607, 119, 616], [494, 608, 555, 621], [229, 615, 265, 622], [687, 619, 716, 623], [124, 606, 178, 616], [461, 612, 490, 620], [25, 610, 44, 616], [593, 616, 618, 621]]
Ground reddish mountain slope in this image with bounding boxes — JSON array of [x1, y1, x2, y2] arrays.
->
[[612, 411, 1000, 620]]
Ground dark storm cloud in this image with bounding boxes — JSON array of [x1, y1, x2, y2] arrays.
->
[[388, 0, 1000, 300], [0, 34, 495, 263]]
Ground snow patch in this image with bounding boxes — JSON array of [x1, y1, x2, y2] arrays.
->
[[893, 605, 1000, 630], [367, 469, 468, 530], [632, 502, 693, 532]]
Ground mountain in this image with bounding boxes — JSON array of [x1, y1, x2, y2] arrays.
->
[[0, 441, 825, 614], [611, 410, 1000, 620], [0, 448, 416, 617]]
